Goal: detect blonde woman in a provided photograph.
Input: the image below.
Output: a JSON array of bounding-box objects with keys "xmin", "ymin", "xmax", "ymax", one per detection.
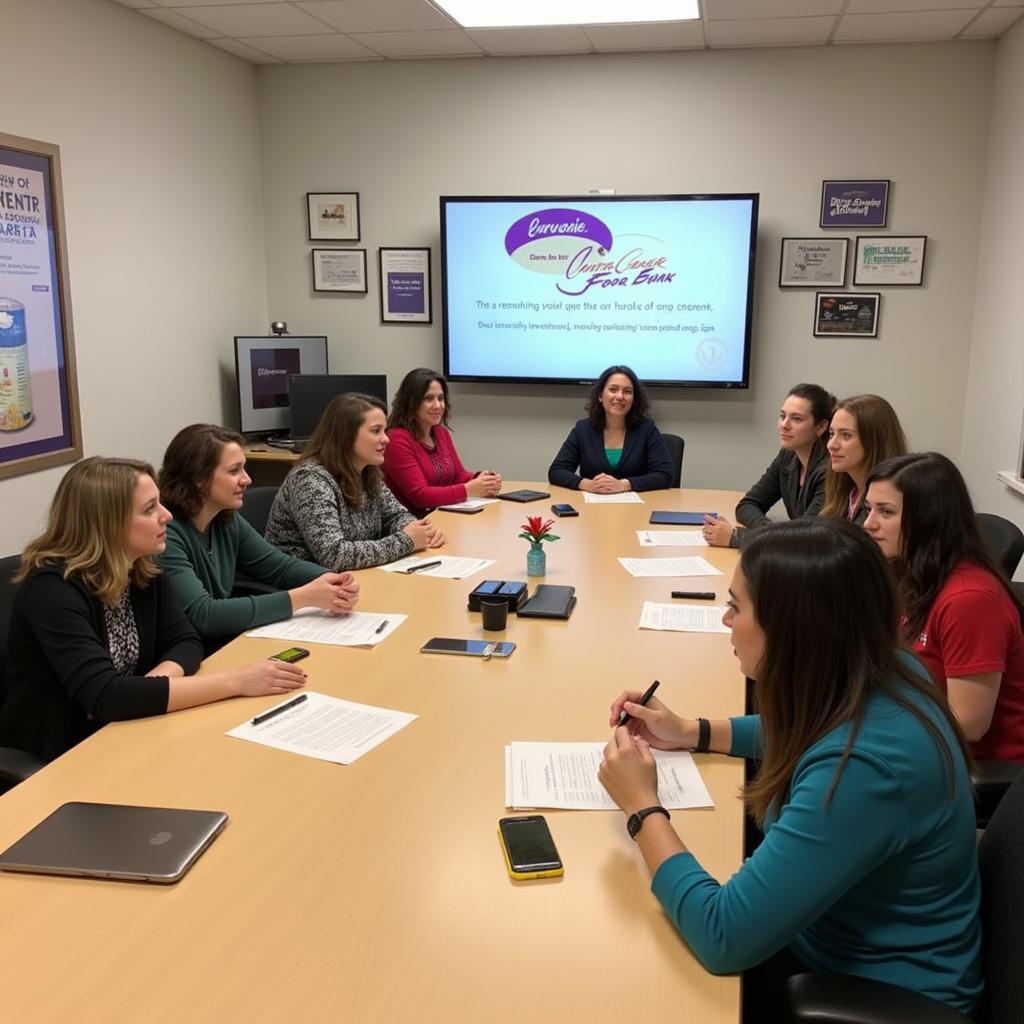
[{"xmin": 1, "ymin": 457, "xmax": 308, "ymax": 762}]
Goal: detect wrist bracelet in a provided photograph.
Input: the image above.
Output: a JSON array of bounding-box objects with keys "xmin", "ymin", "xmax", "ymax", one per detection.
[{"xmin": 696, "ymin": 717, "xmax": 711, "ymax": 753}]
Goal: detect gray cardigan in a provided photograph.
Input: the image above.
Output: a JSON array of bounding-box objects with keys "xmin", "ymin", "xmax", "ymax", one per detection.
[{"xmin": 266, "ymin": 459, "xmax": 416, "ymax": 571}]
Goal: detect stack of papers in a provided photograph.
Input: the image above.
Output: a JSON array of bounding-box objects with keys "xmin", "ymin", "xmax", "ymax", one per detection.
[
  {"xmin": 381, "ymin": 555, "xmax": 495, "ymax": 579},
  {"xmin": 639, "ymin": 601, "xmax": 730, "ymax": 634},
  {"xmin": 637, "ymin": 530, "xmax": 707, "ymax": 547},
  {"xmin": 245, "ymin": 610, "xmax": 405, "ymax": 646},
  {"xmin": 437, "ymin": 498, "xmax": 497, "ymax": 512},
  {"xmin": 227, "ymin": 691, "xmax": 417, "ymax": 764},
  {"xmin": 618, "ymin": 556, "xmax": 722, "ymax": 578},
  {"xmin": 583, "ymin": 491, "xmax": 644, "ymax": 504},
  {"xmin": 505, "ymin": 741, "xmax": 713, "ymax": 810}
]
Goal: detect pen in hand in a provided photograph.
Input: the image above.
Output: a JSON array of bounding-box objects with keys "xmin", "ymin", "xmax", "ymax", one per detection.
[
  {"xmin": 252, "ymin": 693, "xmax": 308, "ymax": 726},
  {"xmin": 619, "ymin": 679, "xmax": 660, "ymax": 725}
]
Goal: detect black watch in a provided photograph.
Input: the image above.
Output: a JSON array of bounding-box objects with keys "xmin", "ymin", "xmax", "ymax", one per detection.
[{"xmin": 626, "ymin": 805, "xmax": 671, "ymax": 840}]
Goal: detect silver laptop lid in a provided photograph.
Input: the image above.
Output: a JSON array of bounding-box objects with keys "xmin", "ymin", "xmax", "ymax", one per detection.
[{"xmin": 0, "ymin": 802, "xmax": 228, "ymax": 884}]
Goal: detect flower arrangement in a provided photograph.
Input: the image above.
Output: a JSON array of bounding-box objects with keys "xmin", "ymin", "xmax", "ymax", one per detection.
[{"xmin": 518, "ymin": 516, "xmax": 560, "ymax": 546}]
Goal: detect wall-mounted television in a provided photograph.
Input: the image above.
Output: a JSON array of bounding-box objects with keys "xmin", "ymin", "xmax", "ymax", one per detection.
[
  {"xmin": 234, "ymin": 335, "xmax": 328, "ymax": 435},
  {"xmin": 440, "ymin": 194, "xmax": 758, "ymax": 388}
]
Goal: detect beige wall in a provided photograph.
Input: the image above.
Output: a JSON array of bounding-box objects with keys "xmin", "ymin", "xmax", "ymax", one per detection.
[
  {"xmin": 961, "ymin": 17, "xmax": 1024, "ymax": 546},
  {"xmin": 257, "ymin": 43, "xmax": 994, "ymax": 492},
  {"xmin": 3, "ymin": 0, "xmax": 266, "ymax": 549}
]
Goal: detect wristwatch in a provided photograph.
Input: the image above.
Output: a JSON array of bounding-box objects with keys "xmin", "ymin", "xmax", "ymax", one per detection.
[{"xmin": 626, "ymin": 805, "xmax": 671, "ymax": 840}]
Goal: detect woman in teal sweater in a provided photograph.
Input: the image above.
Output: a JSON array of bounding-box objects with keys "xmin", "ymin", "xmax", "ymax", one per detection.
[{"xmin": 599, "ymin": 518, "xmax": 981, "ymax": 1016}]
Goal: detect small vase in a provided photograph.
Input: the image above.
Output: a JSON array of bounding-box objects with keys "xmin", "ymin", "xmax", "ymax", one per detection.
[{"xmin": 526, "ymin": 542, "xmax": 546, "ymax": 577}]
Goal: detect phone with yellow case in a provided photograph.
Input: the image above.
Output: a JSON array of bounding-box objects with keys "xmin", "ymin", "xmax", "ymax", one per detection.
[{"xmin": 498, "ymin": 815, "xmax": 564, "ymax": 880}]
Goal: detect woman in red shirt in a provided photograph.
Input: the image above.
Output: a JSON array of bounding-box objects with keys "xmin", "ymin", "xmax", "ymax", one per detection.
[
  {"xmin": 383, "ymin": 368, "xmax": 502, "ymax": 517},
  {"xmin": 864, "ymin": 451, "xmax": 1024, "ymax": 762}
]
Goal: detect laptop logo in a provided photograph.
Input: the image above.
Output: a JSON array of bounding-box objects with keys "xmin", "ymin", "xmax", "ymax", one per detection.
[{"xmin": 149, "ymin": 831, "xmax": 173, "ymax": 846}]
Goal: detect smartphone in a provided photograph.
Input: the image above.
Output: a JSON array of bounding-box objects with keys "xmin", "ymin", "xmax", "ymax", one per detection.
[
  {"xmin": 269, "ymin": 647, "xmax": 310, "ymax": 663},
  {"xmin": 551, "ymin": 503, "xmax": 578, "ymax": 517},
  {"xmin": 498, "ymin": 816, "xmax": 564, "ymax": 880},
  {"xmin": 420, "ymin": 638, "xmax": 516, "ymax": 658},
  {"xmin": 473, "ymin": 580, "xmax": 502, "ymax": 596}
]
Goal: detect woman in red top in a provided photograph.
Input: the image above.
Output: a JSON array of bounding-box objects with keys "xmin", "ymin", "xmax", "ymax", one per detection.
[
  {"xmin": 864, "ymin": 451, "xmax": 1024, "ymax": 762},
  {"xmin": 383, "ymin": 368, "xmax": 502, "ymax": 516}
]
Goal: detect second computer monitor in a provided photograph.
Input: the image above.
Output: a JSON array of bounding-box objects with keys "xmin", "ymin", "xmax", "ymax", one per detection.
[{"xmin": 288, "ymin": 374, "xmax": 389, "ymax": 439}]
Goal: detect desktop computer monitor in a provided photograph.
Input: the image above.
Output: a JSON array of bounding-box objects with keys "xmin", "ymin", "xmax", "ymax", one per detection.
[
  {"xmin": 288, "ymin": 374, "xmax": 389, "ymax": 440},
  {"xmin": 235, "ymin": 335, "xmax": 328, "ymax": 435}
]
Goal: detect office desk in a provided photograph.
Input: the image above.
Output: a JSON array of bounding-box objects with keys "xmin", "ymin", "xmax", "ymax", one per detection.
[
  {"xmin": 242, "ymin": 443, "xmax": 299, "ymax": 486},
  {"xmin": 0, "ymin": 485, "xmax": 745, "ymax": 1023}
]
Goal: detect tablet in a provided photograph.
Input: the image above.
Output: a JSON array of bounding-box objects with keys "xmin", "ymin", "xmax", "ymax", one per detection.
[{"xmin": 649, "ymin": 511, "xmax": 712, "ymax": 526}]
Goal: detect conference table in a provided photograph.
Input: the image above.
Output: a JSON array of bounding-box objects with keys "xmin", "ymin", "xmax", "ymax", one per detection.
[{"xmin": 0, "ymin": 484, "xmax": 747, "ymax": 1023}]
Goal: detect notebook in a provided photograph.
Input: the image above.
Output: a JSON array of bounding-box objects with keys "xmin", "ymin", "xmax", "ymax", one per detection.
[
  {"xmin": 0, "ymin": 802, "xmax": 228, "ymax": 884},
  {"xmin": 497, "ymin": 489, "xmax": 550, "ymax": 503}
]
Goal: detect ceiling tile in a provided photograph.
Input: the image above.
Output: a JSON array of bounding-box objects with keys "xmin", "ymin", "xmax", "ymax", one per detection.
[
  {"xmin": 175, "ymin": 4, "xmax": 330, "ymax": 36},
  {"xmin": 205, "ymin": 36, "xmax": 284, "ymax": 61},
  {"xmin": 351, "ymin": 29, "xmax": 482, "ymax": 56},
  {"xmin": 141, "ymin": 7, "xmax": 224, "ymax": 36},
  {"xmin": 585, "ymin": 21, "xmax": 706, "ymax": 50},
  {"xmin": 466, "ymin": 26, "xmax": 592, "ymax": 54},
  {"xmin": 834, "ymin": 10, "xmax": 976, "ymax": 41},
  {"xmin": 846, "ymin": 0, "xmax": 984, "ymax": 11},
  {"xmin": 705, "ymin": 0, "xmax": 842, "ymax": 18},
  {"xmin": 240, "ymin": 32, "xmax": 382, "ymax": 59},
  {"xmin": 706, "ymin": 15, "xmax": 834, "ymax": 46},
  {"xmin": 960, "ymin": 7, "xmax": 1024, "ymax": 35},
  {"xmin": 296, "ymin": 0, "xmax": 455, "ymax": 33}
]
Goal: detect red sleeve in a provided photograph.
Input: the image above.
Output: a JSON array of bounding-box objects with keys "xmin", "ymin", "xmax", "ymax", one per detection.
[
  {"xmin": 382, "ymin": 427, "xmax": 469, "ymax": 511},
  {"xmin": 930, "ymin": 582, "xmax": 1016, "ymax": 678}
]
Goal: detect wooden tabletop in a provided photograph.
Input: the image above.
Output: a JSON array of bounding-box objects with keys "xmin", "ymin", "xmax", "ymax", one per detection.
[{"xmin": 0, "ymin": 485, "xmax": 745, "ymax": 1023}]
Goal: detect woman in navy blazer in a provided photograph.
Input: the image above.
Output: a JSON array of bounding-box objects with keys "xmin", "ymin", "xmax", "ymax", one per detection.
[{"xmin": 548, "ymin": 365, "xmax": 673, "ymax": 493}]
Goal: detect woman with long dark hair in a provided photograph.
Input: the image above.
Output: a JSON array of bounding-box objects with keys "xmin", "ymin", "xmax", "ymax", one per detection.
[
  {"xmin": 548, "ymin": 364, "xmax": 673, "ymax": 493},
  {"xmin": 704, "ymin": 382, "xmax": 835, "ymax": 547},
  {"xmin": 598, "ymin": 518, "xmax": 980, "ymax": 1016},
  {"xmin": 865, "ymin": 451, "xmax": 1024, "ymax": 761}
]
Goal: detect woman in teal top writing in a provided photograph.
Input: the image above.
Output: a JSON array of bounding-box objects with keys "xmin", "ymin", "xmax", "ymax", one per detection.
[{"xmin": 599, "ymin": 518, "xmax": 981, "ymax": 1017}]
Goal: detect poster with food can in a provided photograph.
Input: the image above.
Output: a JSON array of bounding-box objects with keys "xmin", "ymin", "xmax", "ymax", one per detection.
[
  {"xmin": 0, "ymin": 132, "xmax": 80, "ymax": 480},
  {"xmin": 813, "ymin": 292, "xmax": 880, "ymax": 338}
]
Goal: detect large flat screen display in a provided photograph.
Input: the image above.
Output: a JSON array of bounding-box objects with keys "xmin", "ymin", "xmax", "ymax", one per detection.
[{"xmin": 440, "ymin": 194, "xmax": 758, "ymax": 387}]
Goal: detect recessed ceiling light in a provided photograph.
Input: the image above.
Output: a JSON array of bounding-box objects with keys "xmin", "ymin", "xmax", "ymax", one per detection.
[{"xmin": 434, "ymin": 1, "xmax": 700, "ymax": 30}]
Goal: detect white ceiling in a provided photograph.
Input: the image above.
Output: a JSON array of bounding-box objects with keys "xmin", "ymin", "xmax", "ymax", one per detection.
[{"xmin": 109, "ymin": 0, "xmax": 1024, "ymax": 64}]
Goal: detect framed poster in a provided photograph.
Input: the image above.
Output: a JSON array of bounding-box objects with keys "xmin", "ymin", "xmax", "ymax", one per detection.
[
  {"xmin": 779, "ymin": 237, "xmax": 848, "ymax": 287},
  {"xmin": 378, "ymin": 247, "xmax": 432, "ymax": 324},
  {"xmin": 813, "ymin": 292, "xmax": 880, "ymax": 338},
  {"xmin": 307, "ymin": 192, "xmax": 360, "ymax": 241},
  {"xmin": 0, "ymin": 132, "xmax": 81, "ymax": 481},
  {"xmin": 820, "ymin": 180, "xmax": 890, "ymax": 228},
  {"xmin": 853, "ymin": 235, "xmax": 926, "ymax": 286},
  {"xmin": 312, "ymin": 248, "xmax": 368, "ymax": 293}
]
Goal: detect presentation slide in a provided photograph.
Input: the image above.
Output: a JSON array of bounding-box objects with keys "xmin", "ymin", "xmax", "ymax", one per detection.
[{"xmin": 441, "ymin": 196, "xmax": 757, "ymax": 386}]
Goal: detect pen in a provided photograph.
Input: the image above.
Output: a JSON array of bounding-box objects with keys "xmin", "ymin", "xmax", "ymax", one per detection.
[
  {"xmin": 671, "ymin": 591, "xmax": 716, "ymax": 600},
  {"xmin": 619, "ymin": 679, "xmax": 660, "ymax": 725},
  {"xmin": 375, "ymin": 619, "xmax": 389, "ymax": 634},
  {"xmin": 406, "ymin": 560, "xmax": 442, "ymax": 574},
  {"xmin": 252, "ymin": 693, "xmax": 308, "ymax": 726}
]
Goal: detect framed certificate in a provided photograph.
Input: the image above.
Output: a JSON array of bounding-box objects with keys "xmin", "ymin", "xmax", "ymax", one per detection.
[
  {"xmin": 312, "ymin": 248, "xmax": 368, "ymax": 293},
  {"xmin": 820, "ymin": 180, "xmax": 889, "ymax": 229},
  {"xmin": 779, "ymin": 237, "xmax": 848, "ymax": 287},
  {"xmin": 853, "ymin": 235, "xmax": 926, "ymax": 286},
  {"xmin": 813, "ymin": 292, "xmax": 880, "ymax": 338},
  {"xmin": 378, "ymin": 247, "xmax": 432, "ymax": 324}
]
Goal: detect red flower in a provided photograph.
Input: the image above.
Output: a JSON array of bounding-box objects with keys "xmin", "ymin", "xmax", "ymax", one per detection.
[{"xmin": 518, "ymin": 516, "xmax": 560, "ymax": 544}]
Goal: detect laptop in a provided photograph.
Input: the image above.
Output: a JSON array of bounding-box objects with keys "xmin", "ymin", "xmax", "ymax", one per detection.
[{"xmin": 0, "ymin": 802, "xmax": 228, "ymax": 884}]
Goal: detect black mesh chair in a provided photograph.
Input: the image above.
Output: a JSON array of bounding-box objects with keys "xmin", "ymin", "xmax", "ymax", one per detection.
[
  {"xmin": 976, "ymin": 512, "xmax": 1024, "ymax": 578},
  {"xmin": 238, "ymin": 485, "xmax": 279, "ymax": 537},
  {"xmin": 662, "ymin": 433, "xmax": 685, "ymax": 488},
  {"xmin": 787, "ymin": 770, "xmax": 1024, "ymax": 1023}
]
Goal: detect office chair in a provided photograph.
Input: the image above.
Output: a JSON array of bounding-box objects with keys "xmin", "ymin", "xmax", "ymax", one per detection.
[
  {"xmin": 662, "ymin": 433, "xmax": 685, "ymax": 488},
  {"xmin": 786, "ymin": 769, "xmax": 1024, "ymax": 1023},
  {"xmin": 0, "ymin": 553, "xmax": 45, "ymax": 794},
  {"xmin": 976, "ymin": 512, "xmax": 1024, "ymax": 578},
  {"xmin": 238, "ymin": 485, "xmax": 279, "ymax": 537}
]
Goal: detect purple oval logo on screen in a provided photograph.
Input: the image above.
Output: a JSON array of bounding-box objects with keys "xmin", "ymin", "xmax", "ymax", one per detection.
[{"xmin": 505, "ymin": 208, "xmax": 614, "ymax": 275}]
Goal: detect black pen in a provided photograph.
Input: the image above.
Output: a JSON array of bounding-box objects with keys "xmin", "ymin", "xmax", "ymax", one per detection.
[
  {"xmin": 252, "ymin": 693, "xmax": 308, "ymax": 726},
  {"xmin": 671, "ymin": 591, "xmax": 716, "ymax": 600},
  {"xmin": 375, "ymin": 619, "xmax": 389, "ymax": 634},
  {"xmin": 619, "ymin": 679, "xmax": 660, "ymax": 725},
  {"xmin": 406, "ymin": 560, "xmax": 442, "ymax": 574}
]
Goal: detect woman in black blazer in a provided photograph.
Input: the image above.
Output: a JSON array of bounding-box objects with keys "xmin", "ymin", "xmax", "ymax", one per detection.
[{"xmin": 548, "ymin": 365, "xmax": 673, "ymax": 493}]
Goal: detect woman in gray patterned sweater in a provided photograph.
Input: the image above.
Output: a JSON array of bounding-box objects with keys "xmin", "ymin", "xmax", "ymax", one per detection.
[{"xmin": 266, "ymin": 393, "xmax": 445, "ymax": 571}]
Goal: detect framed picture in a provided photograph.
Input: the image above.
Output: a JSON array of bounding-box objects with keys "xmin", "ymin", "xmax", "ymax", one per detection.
[
  {"xmin": 853, "ymin": 235, "xmax": 927, "ymax": 286},
  {"xmin": 820, "ymin": 180, "xmax": 890, "ymax": 229},
  {"xmin": 312, "ymin": 248, "xmax": 367, "ymax": 293},
  {"xmin": 0, "ymin": 132, "xmax": 82, "ymax": 481},
  {"xmin": 307, "ymin": 192, "xmax": 360, "ymax": 241},
  {"xmin": 378, "ymin": 247, "xmax": 432, "ymax": 324},
  {"xmin": 813, "ymin": 292, "xmax": 880, "ymax": 338},
  {"xmin": 779, "ymin": 237, "xmax": 848, "ymax": 287}
]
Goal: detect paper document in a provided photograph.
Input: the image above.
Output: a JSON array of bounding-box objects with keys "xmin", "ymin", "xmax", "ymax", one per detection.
[
  {"xmin": 381, "ymin": 555, "xmax": 495, "ymax": 579},
  {"xmin": 637, "ymin": 530, "xmax": 707, "ymax": 547},
  {"xmin": 227, "ymin": 691, "xmax": 417, "ymax": 765},
  {"xmin": 437, "ymin": 498, "xmax": 497, "ymax": 511},
  {"xmin": 506, "ymin": 742, "xmax": 713, "ymax": 810},
  {"xmin": 245, "ymin": 609, "xmax": 406, "ymax": 646},
  {"xmin": 639, "ymin": 601, "xmax": 730, "ymax": 634},
  {"xmin": 583, "ymin": 491, "xmax": 643, "ymax": 504},
  {"xmin": 618, "ymin": 556, "xmax": 722, "ymax": 578}
]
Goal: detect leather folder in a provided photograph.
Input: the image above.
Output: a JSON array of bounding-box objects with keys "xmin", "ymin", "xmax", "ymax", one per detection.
[{"xmin": 516, "ymin": 584, "xmax": 577, "ymax": 620}]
